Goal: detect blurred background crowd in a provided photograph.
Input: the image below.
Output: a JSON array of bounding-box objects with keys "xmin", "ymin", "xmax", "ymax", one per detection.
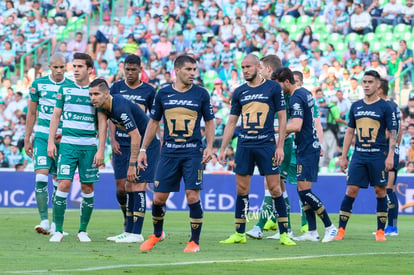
[{"xmin": 0, "ymin": 0, "xmax": 413, "ymax": 174}]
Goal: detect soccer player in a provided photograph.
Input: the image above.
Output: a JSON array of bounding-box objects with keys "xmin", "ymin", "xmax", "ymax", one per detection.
[
  {"xmin": 47, "ymin": 53, "xmax": 107, "ymax": 242},
  {"xmin": 335, "ymin": 72, "xmax": 398, "ymax": 241},
  {"xmin": 25, "ymin": 53, "xmax": 73, "ymax": 235},
  {"xmin": 334, "ymin": 71, "xmax": 398, "ymax": 241},
  {"xmin": 137, "ymin": 55, "xmax": 215, "ymax": 253},
  {"xmin": 378, "ymin": 79, "xmax": 402, "ymax": 236},
  {"xmin": 104, "ymin": 54, "xmax": 156, "ymax": 243},
  {"xmin": 273, "ymin": 67, "xmax": 337, "ymax": 243},
  {"xmin": 89, "ymin": 78, "xmax": 160, "ymax": 243},
  {"xmin": 218, "ymin": 54, "xmax": 296, "ymax": 246}
]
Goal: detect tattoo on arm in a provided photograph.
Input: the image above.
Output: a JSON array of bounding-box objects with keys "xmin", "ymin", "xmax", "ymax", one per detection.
[
  {"xmin": 130, "ymin": 144, "xmax": 140, "ymax": 162},
  {"xmin": 390, "ymin": 129, "xmax": 397, "ymax": 152}
]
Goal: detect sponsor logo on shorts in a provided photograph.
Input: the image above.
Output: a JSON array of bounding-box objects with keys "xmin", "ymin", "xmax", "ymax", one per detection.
[
  {"xmin": 60, "ymin": 165, "xmax": 70, "ymax": 175},
  {"xmin": 37, "ymin": 156, "xmax": 47, "ymax": 166},
  {"xmin": 195, "ymin": 181, "xmax": 202, "ymax": 185}
]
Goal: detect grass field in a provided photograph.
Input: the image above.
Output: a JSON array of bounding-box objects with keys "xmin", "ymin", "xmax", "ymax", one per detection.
[{"xmin": 1, "ymin": 208, "xmax": 413, "ymax": 274}]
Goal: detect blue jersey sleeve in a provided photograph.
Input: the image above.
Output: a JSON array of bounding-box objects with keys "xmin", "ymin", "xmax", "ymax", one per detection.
[
  {"xmin": 202, "ymin": 89, "xmax": 215, "ymax": 121},
  {"xmin": 348, "ymin": 103, "xmax": 356, "ymax": 129},
  {"xmin": 230, "ymin": 89, "xmax": 241, "ymax": 116},
  {"xmin": 150, "ymin": 91, "xmax": 163, "ymax": 121},
  {"xmin": 289, "ymin": 94, "xmax": 304, "ymax": 120},
  {"xmin": 146, "ymin": 89, "xmax": 155, "ymax": 112},
  {"xmin": 118, "ymin": 104, "xmax": 137, "ymax": 134},
  {"xmin": 273, "ymin": 83, "xmax": 286, "ymax": 113},
  {"xmin": 385, "ymin": 103, "xmax": 398, "ymax": 132}
]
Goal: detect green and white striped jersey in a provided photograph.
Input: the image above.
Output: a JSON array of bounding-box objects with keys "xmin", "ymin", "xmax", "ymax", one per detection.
[
  {"xmin": 30, "ymin": 76, "xmax": 73, "ymax": 140},
  {"xmin": 56, "ymin": 83, "xmax": 97, "ymax": 149}
]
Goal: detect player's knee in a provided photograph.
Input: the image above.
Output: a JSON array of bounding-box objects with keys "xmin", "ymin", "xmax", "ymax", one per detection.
[
  {"xmin": 186, "ymin": 190, "xmax": 200, "ymax": 205},
  {"xmin": 81, "ymin": 183, "xmax": 94, "ymax": 194},
  {"xmin": 57, "ymin": 180, "xmax": 71, "ymax": 192}
]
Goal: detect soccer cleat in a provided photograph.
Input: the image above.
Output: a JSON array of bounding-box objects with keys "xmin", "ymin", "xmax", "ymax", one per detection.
[
  {"xmin": 49, "ymin": 231, "xmax": 63, "ymax": 242},
  {"xmin": 115, "ymin": 233, "xmax": 144, "ymax": 243},
  {"xmin": 35, "ymin": 220, "xmax": 50, "ymax": 235},
  {"xmin": 219, "ymin": 232, "xmax": 247, "ymax": 244},
  {"xmin": 334, "ymin": 227, "xmax": 346, "ymax": 241},
  {"xmin": 322, "ymin": 225, "xmax": 338, "ymax": 243},
  {"xmin": 293, "ymin": 230, "xmax": 320, "ymax": 242},
  {"xmin": 267, "ymin": 229, "xmax": 294, "ymax": 240},
  {"xmin": 106, "ymin": 232, "xmax": 129, "ymax": 241},
  {"xmin": 300, "ymin": 224, "xmax": 309, "ymax": 233},
  {"xmin": 140, "ymin": 232, "xmax": 165, "ymax": 251},
  {"xmin": 384, "ymin": 226, "xmax": 399, "ymax": 236},
  {"xmin": 263, "ymin": 219, "xmax": 278, "ymax": 231},
  {"xmin": 49, "ymin": 223, "xmax": 69, "ymax": 236},
  {"xmin": 77, "ymin": 231, "xmax": 91, "ymax": 242},
  {"xmin": 184, "ymin": 241, "xmax": 200, "ymax": 253},
  {"xmin": 376, "ymin": 229, "xmax": 386, "ymax": 241},
  {"xmin": 246, "ymin": 226, "xmax": 264, "ymax": 239},
  {"xmin": 279, "ymin": 232, "xmax": 296, "ymax": 246}
]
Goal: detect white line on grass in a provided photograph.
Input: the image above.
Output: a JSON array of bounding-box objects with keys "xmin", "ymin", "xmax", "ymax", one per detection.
[{"xmin": 6, "ymin": 251, "xmax": 414, "ymax": 274}]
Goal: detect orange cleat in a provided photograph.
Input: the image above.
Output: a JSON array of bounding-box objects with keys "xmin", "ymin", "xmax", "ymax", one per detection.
[
  {"xmin": 184, "ymin": 241, "xmax": 200, "ymax": 253},
  {"xmin": 334, "ymin": 227, "xmax": 345, "ymax": 241},
  {"xmin": 139, "ymin": 232, "xmax": 165, "ymax": 251},
  {"xmin": 376, "ymin": 229, "xmax": 386, "ymax": 241}
]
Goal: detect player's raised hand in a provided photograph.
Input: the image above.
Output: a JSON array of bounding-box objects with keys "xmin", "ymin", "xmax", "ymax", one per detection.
[
  {"xmin": 201, "ymin": 147, "xmax": 213, "ymax": 164},
  {"xmin": 47, "ymin": 142, "xmax": 57, "ymax": 160},
  {"xmin": 274, "ymin": 147, "xmax": 284, "ymax": 166},
  {"xmin": 340, "ymin": 156, "xmax": 348, "ymax": 174},
  {"xmin": 137, "ymin": 151, "xmax": 147, "ymax": 170},
  {"xmin": 218, "ymin": 150, "xmax": 226, "ymax": 166},
  {"xmin": 112, "ymin": 140, "xmax": 121, "ymax": 155}
]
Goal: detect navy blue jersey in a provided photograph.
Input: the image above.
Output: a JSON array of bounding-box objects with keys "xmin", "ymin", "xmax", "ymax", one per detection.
[
  {"xmin": 231, "ymin": 79, "xmax": 286, "ymax": 147},
  {"xmin": 348, "ymin": 98, "xmax": 397, "ymax": 156},
  {"xmin": 289, "ymin": 87, "xmax": 320, "ymax": 155},
  {"xmin": 387, "ymin": 100, "xmax": 401, "ymax": 133},
  {"xmin": 150, "ymin": 84, "xmax": 214, "ymax": 156},
  {"xmin": 110, "ymin": 80, "xmax": 155, "ymax": 146}
]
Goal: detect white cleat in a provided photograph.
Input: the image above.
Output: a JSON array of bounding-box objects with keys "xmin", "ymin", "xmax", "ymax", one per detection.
[
  {"xmin": 246, "ymin": 226, "xmax": 264, "ymax": 239},
  {"xmin": 293, "ymin": 230, "xmax": 320, "ymax": 242},
  {"xmin": 267, "ymin": 229, "xmax": 294, "ymax": 240},
  {"xmin": 49, "ymin": 223, "xmax": 69, "ymax": 236},
  {"xmin": 107, "ymin": 232, "xmax": 129, "ymax": 242},
  {"xmin": 115, "ymin": 233, "xmax": 144, "ymax": 243},
  {"xmin": 35, "ymin": 220, "xmax": 50, "ymax": 235},
  {"xmin": 49, "ymin": 231, "xmax": 64, "ymax": 242},
  {"xmin": 322, "ymin": 225, "xmax": 338, "ymax": 243},
  {"xmin": 77, "ymin": 231, "xmax": 91, "ymax": 242}
]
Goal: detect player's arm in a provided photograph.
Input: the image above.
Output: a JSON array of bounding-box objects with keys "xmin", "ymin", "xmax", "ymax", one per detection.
[
  {"xmin": 202, "ymin": 119, "xmax": 215, "ymax": 164},
  {"xmin": 24, "ymin": 100, "xmax": 38, "ymax": 158},
  {"xmin": 340, "ymin": 126, "xmax": 355, "ymax": 173},
  {"xmin": 94, "ymin": 112, "xmax": 107, "ymax": 168},
  {"xmin": 286, "ymin": 118, "xmax": 303, "ymax": 134},
  {"xmin": 127, "ymin": 128, "xmax": 142, "ymax": 182},
  {"xmin": 47, "ymin": 106, "xmax": 63, "ymax": 160},
  {"xmin": 108, "ymin": 120, "xmax": 121, "ymax": 155},
  {"xmin": 386, "ymin": 129, "xmax": 397, "ymax": 172},
  {"xmin": 275, "ymin": 109, "xmax": 286, "ymax": 165},
  {"xmin": 137, "ymin": 118, "xmax": 159, "ymax": 170},
  {"xmin": 218, "ymin": 114, "xmax": 238, "ymax": 165}
]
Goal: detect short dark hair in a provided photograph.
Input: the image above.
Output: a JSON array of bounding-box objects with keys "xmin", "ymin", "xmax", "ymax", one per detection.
[
  {"xmin": 379, "ymin": 78, "xmax": 389, "ymax": 96},
  {"xmin": 272, "ymin": 67, "xmax": 295, "ymax": 84},
  {"xmin": 174, "ymin": 55, "xmax": 196, "ymax": 69},
  {"xmin": 260, "ymin": 55, "xmax": 282, "ymax": 72},
  {"xmin": 73, "ymin": 53, "xmax": 94, "ymax": 69},
  {"xmin": 293, "ymin": 71, "xmax": 303, "ymax": 83},
  {"xmin": 364, "ymin": 70, "xmax": 381, "ymax": 80},
  {"xmin": 90, "ymin": 78, "xmax": 110, "ymax": 92},
  {"xmin": 125, "ymin": 54, "xmax": 141, "ymax": 66}
]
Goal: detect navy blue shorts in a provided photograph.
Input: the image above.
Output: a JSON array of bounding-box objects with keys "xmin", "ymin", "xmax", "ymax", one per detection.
[
  {"xmin": 234, "ymin": 143, "xmax": 280, "ymax": 176},
  {"xmin": 296, "ymin": 150, "xmax": 320, "ymax": 182},
  {"xmin": 347, "ymin": 153, "xmax": 387, "ymax": 188},
  {"xmin": 113, "ymin": 146, "xmax": 130, "ymax": 180},
  {"xmin": 154, "ymin": 153, "xmax": 203, "ymax": 192}
]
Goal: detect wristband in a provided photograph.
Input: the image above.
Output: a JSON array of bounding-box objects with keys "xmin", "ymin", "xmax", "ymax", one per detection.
[
  {"xmin": 140, "ymin": 148, "xmax": 146, "ymax": 152},
  {"xmin": 129, "ymin": 162, "xmax": 136, "ymax": 167}
]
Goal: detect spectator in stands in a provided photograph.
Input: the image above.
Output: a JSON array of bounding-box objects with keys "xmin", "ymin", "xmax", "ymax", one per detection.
[
  {"xmin": 86, "ymin": 34, "xmax": 98, "ymax": 60},
  {"xmin": 211, "ymin": 78, "xmax": 231, "ymax": 107},
  {"xmin": 70, "ymin": 0, "xmax": 92, "ymax": 17},
  {"xmin": 96, "ymin": 15, "xmax": 118, "ymax": 43},
  {"xmin": 400, "ymin": 0, "xmax": 414, "ymax": 25},
  {"xmin": 211, "ymin": 9, "xmax": 224, "ymax": 36},
  {"xmin": 350, "ymin": 3, "xmax": 373, "ymax": 34},
  {"xmin": 154, "ymin": 33, "xmax": 172, "ymax": 66},
  {"xmin": 325, "ymin": 44, "xmax": 339, "ymax": 65},
  {"xmin": 4, "ymin": 91, "xmax": 26, "ymax": 123},
  {"xmin": 191, "ymin": 32, "xmax": 206, "ymax": 60},
  {"xmin": 302, "ymin": 66, "xmax": 319, "ymax": 94},
  {"xmin": 0, "ymin": 150, "xmax": 9, "ymax": 168},
  {"xmin": 360, "ymin": 42, "xmax": 373, "ymax": 68},
  {"xmin": 0, "ymin": 41, "xmax": 16, "ymax": 73},
  {"xmin": 7, "ymin": 142, "xmax": 24, "ymax": 168},
  {"xmin": 149, "ymin": 0, "xmax": 163, "ymax": 18},
  {"xmin": 236, "ymin": 25, "xmax": 253, "ymax": 53},
  {"xmin": 219, "ymin": 16, "xmax": 235, "ymax": 43},
  {"xmin": 398, "ymin": 40, "xmax": 413, "ymax": 74},
  {"xmin": 121, "ymin": 7, "xmax": 136, "ymax": 30},
  {"xmin": 383, "ymin": 49, "xmax": 403, "ymax": 95},
  {"xmin": 344, "ymin": 77, "xmax": 364, "ymax": 102},
  {"xmin": 366, "ymin": 55, "xmax": 387, "ymax": 78},
  {"xmin": 57, "ymin": 42, "xmax": 72, "ymax": 63},
  {"xmin": 407, "ymin": 137, "xmax": 414, "ymax": 162},
  {"xmin": 325, "ymin": 0, "xmax": 345, "ymax": 23},
  {"xmin": 284, "ymin": 0, "xmax": 302, "ymax": 18},
  {"xmin": 336, "ymin": 89, "xmax": 351, "ymax": 120},
  {"xmin": 298, "ymin": 26, "xmax": 315, "ymax": 51},
  {"xmin": 55, "ymin": 0, "xmax": 72, "ymax": 22},
  {"xmin": 67, "ymin": 32, "xmax": 87, "ymax": 55},
  {"xmin": 310, "ymin": 48, "xmax": 327, "ymax": 77},
  {"xmin": 302, "ymin": 0, "xmax": 322, "ymax": 19},
  {"xmin": 42, "ymin": 17, "xmax": 58, "ymax": 54},
  {"xmin": 380, "ymin": 0, "xmax": 402, "ymax": 26},
  {"xmin": 148, "ymin": 68, "xmax": 160, "ymax": 89},
  {"xmin": 332, "ymin": 7, "xmax": 350, "ymax": 35},
  {"xmin": 123, "ymin": 34, "xmax": 138, "ymax": 55},
  {"xmin": 367, "ymin": 0, "xmax": 383, "ymax": 30},
  {"xmin": 114, "ymin": 24, "xmax": 130, "ymax": 51},
  {"xmin": 345, "ymin": 48, "xmax": 361, "ymax": 71},
  {"xmin": 200, "ymin": 43, "xmax": 218, "ymax": 72},
  {"xmin": 205, "ymin": 153, "xmax": 224, "ymax": 173},
  {"xmin": 166, "ymin": 15, "xmax": 182, "ymax": 39},
  {"xmin": 183, "ymin": 19, "xmax": 196, "ymax": 42},
  {"xmin": 194, "ymin": 8, "xmax": 209, "ymax": 34}
]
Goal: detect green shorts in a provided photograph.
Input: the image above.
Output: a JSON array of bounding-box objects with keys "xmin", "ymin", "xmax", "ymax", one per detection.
[
  {"xmin": 57, "ymin": 144, "xmax": 99, "ymax": 183},
  {"xmin": 33, "ymin": 137, "xmax": 58, "ymax": 175},
  {"xmin": 280, "ymin": 138, "xmax": 293, "ymax": 180}
]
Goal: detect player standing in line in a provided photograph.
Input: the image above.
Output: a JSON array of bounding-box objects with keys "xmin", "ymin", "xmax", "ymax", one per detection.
[
  {"xmin": 377, "ymin": 79, "xmax": 402, "ymax": 236},
  {"xmin": 138, "ymin": 55, "xmax": 215, "ymax": 253},
  {"xmin": 89, "ymin": 78, "xmax": 160, "ymax": 243},
  {"xmin": 334, "ymin": 71, "xmax": 398, "ymax": 241},
  {"xmin": 105, "ymin": 55, "xmax": 156, "ymax": 243},
  {"xmin": 25, "ymin": 53, "xmax": 73, "ymax": 235},
  {"xmin": 273, "ymin": 67, "xmax": 337, "ymax": 243},
  {"xmin": 218, "ymin": 54, "xmax": 296, "ymax": 246},
  {"xmin": 47, "ymin": 53, "xmax": 107, "ymax": 242}
]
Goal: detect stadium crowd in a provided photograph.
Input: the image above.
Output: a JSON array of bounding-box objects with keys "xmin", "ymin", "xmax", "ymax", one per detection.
[{"xmin": 0, "ymin": 0, "xmax": 414, "ymax": 173}]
